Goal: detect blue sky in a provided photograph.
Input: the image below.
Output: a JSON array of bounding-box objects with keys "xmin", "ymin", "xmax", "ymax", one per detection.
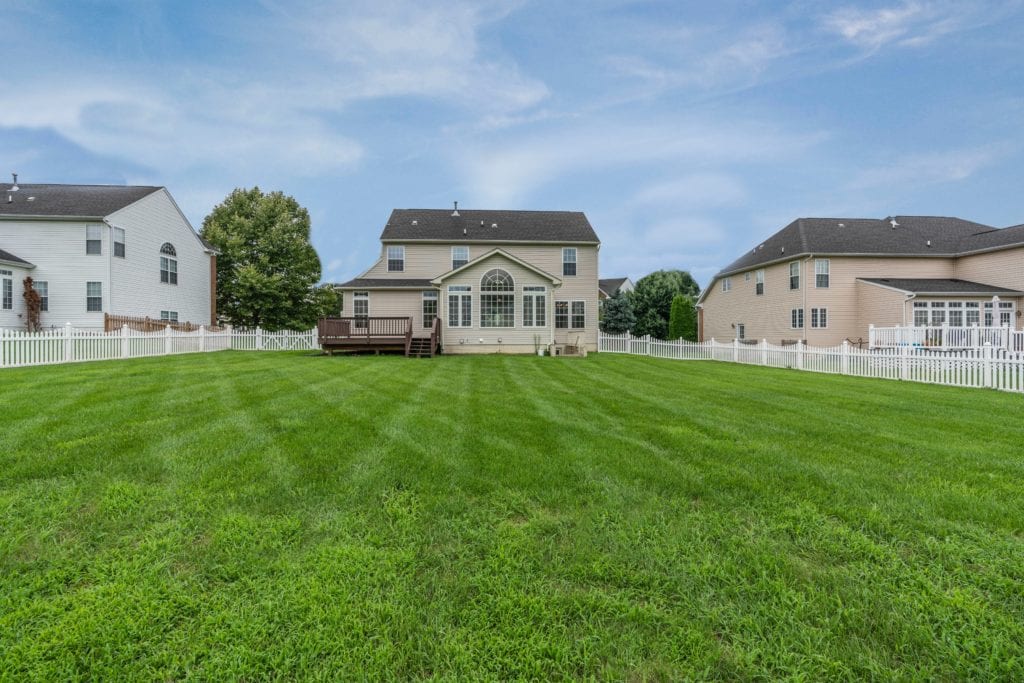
[{"xmin": 3, "ymin": 0, "xmax": 1023, "ymax": 287}]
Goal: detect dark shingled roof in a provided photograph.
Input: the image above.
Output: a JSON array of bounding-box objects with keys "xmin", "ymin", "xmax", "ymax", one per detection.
[
  {"xmin": 0, "ymin": 183, "xmax": 161, "ymax": 218},
  {"xmin": 334, "ymin": 278, "xmax": 435, "ymax": 289},
  {"xmin": 859, "ymin": 278, "xmax": 1024, "ymax": 296},
  {"xmin": 717, "ymin": 216, "xmax": 1001, "ymax": 277},
  {"xmin": 0, "ymin": 247, "xmax": 33, "ymax": 266},
  {"xmin": 959, "ymin": 223, "xmax": 1024, "ymax": 253},
  {"xmin": 380, "ymin": 209, "xmax": 599, "ymax": 243},
  {"xmin": 599, "ymin": 277, "xmax": 629, "ymax": 296}
]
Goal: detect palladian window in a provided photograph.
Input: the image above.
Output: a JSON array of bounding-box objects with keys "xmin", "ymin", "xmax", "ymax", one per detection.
[{"xmin": 480, "ymin": 268, "xmax": 514, "ymax": 328}]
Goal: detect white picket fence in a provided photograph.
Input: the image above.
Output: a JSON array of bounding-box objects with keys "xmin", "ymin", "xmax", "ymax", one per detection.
[
  {"xmin": 599, "ymin": 332, "xmax": 1024, "ymax": 395},
  {"xmin": 0, "ymin": 324, "xmax": 317, "ymax": 369}
]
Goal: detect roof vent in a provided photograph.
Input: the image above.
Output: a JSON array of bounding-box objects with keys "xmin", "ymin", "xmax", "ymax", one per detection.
[
  {"xmin": 491, "ymin": 223, "xmax": 498, "ymax": 229},
  {"xmin": 890, "ymin": 218, "xmax": 899, "ymax": 229},
  {"xmin": 27, "ymin": 196, "xmax": 35, "ymax": 202},
  {"xmin": 781, "ymin": 247, "xmax": 785, "ymax": 254},
  {"xmin": 480, "ymin": 220, "xmax": 484, "ymax": 227},
  {"xmin": 926, "ymin": 240, "xmax": 932, "ymax": 247},
  {"xmin": 451, "ymin": 201, "xmax": 459, "ymax": 217},
  {"xmin": 10, "ymin": 172, "xmax": 18, "ymax": 192},
  {"xmin": 463, "ymin": 227, "xmax": 467, "ymax": 235},
  {"xmin": 411, "ymin": 220, "xmax": 418, "ymax": 226},
  {"xmin": 838, "ymin": 223, "xmax": 845, "ymax": 228}
]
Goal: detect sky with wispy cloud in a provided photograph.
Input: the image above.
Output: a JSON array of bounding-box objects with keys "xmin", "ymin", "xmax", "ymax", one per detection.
[{"xmin": 4, "ymin": 0, "xmax": 1023, "ymax": 286}]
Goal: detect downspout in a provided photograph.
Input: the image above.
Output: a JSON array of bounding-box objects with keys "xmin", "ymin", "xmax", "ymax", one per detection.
[
  {"xmin": 103, "ymin": 219, "xmax": 114, "ymax": 321},
  {"xmin": 802, "ymin": 255, "xmax": 813, "ymax": 343},
  {"xmin": 903, "ymin": 293, "xmax": 916, "ymax": 326}
]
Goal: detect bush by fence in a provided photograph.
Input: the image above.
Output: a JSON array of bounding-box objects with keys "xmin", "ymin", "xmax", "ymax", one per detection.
[
  {"xmin": 0, "ymin": 325, "xmax": 316, "ymax": 369},
  {"xmin": 599, "ymin": 332, "xmax": 1024, "ymax": 394}
]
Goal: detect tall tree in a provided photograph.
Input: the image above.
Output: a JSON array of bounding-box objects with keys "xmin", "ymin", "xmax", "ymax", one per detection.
[
  {"xmin": 600, "ymin": 290, "xmax": 636, "ymax": 334},
  {"xmin": 201, "ymin": 188, "xmax": 324, "ymax": 330},
  {"xmin": 667, "ymin": 294, "xmax": 697, "ymax": 341},
  {"xmin": 630, "ymin": 269, "xmax": 700, "ymax": 339}
]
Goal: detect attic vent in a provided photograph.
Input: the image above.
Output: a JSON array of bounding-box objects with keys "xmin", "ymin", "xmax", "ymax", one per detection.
[
  {"xmin": 890, "ymin": 218, "xmax": 899, "ymax": 229},
  {"xmin": 491, "ymin": 223, "xmax": 498, "ymax": 229},
  {"xmin": 838, "ymin": 223, "xmax": 845, "ymax": 228},
  {"xmin": 451, "ymin": 201, "xmax": 460, "ymax": 217},
  {"xmin": 411, "ymin": 220, "xmax": 418, "ymax": 226}
]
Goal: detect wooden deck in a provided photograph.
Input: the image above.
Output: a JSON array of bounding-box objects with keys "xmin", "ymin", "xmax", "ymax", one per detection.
[{"xmin": 317, "ymin": 317, "xmax": 441, "ymax": 357}]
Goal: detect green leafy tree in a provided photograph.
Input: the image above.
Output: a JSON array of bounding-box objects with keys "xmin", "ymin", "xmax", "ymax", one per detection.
[
  {"xmin": 667, "ymin": 294, "xmax": 697, "ymax": 341},
  {"xmin": 600, "ymin": 291, "xmax": 636, "ymax": 334},
  {"xmin": 310, "ymin": 284, "xmax": 342, "ymax": 320},
  {"xmin": 630, "ymin": 269, "xmax": 700, "ymax": 339},
  {"xmin": 201, "ymin": 187, "xmax": 325, "ymax": 330}
]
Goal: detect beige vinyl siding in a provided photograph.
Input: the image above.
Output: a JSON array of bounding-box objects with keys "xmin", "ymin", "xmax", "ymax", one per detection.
[
  {"xmin": 855, "ymin": 280, "xmax": 909, "ymax": 336},
  {"xmin": 701, "ymin": 260, "xmax": 805, "ymax": 343},
  {"xmin": 339, "ymin": 289, "xmax": 434, "ymax": 337},
  {"xmin": 955, "ymin": 246, "xmax": 1024, "ymax": 295}
]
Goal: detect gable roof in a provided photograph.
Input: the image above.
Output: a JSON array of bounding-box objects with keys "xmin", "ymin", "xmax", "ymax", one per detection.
[
  {"xmin": 958, "ymin": 223, "xmax": 1024, "ymax": 254},
  {"xmin": 857, "ymin": 278, "xmax": 1024, "ymax": 296},
  {"xmin": 431, "ymin": 248, "xmax": 563, "ymax": 285},
  {"xmin": 380, "ymin": 209, "xmax": 599, "ymax": 243},
  {"xmin": 0, "ymin": 183, "xmax": 162, "ymax": 218},
  {"xmin": 0, "ymin": 247, "xmax": 34, "ymax": 268},
  {"xmin": 717, "ymin": 216, "xmax": 999, "ymax": 278},
  {"xmin": 599, "ymin": 277, "xmax": 629, "ymax": 296}
]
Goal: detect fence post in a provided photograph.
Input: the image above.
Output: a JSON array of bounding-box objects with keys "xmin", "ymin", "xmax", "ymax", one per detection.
[
  {"xmin": 983, "ymin": 344, "xmax": 994, "ymax": 387},
  {"xmin": 164, "ymin": 324, "xmax": 172, "ymax": 356},
  {"xmin": 761, "ymin": 339, "xmax": 768, "ymax": 366},
  {"xmin": 868, "ymin": 324, "xmax": 874, "ymax": 349},
  {"xmin": 121, "ymin": 324, "xmax": 129, "ymax": 358},
  {"xmin": 256, "ymin": 327, "xmax": 264, "ymax": 351},
  {"xmin": 900, "ymin": 344, "xmax": 909, "ymax": 381},
  {"xmin": 796, "ymin": 341, "xmax": 804, "ymax": 370},
  {"xmin": 733, "ymin": 338, "xmax": 739, "ymax": 363},
  {"xmin": 199, "ymin": 325, "xmax": 206, "ymax": 353},
  {"xmin": 64, "ymin": 322, "xmax": 73, "ymax": 362},
  {"xmin": 841, "ymin": 339, "xmax": 849, "ymax": 375}
]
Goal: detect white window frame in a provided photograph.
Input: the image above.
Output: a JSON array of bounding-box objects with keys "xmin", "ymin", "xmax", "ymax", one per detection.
[
  {"xmin": 562, "ymin": 247, "xmax": 577, "ymax": 277},
  {"xmin": 1, "ymin": 271, "xmax": 12, "ymax": 310},
  {"xmin": 571, "ymin": 300, "xmax": 586, "ymax": 329},
  {"xmin": 33, "ymin": 280, "xmax": 49, "ymax": 312},
  {"xmin": 352, "ymin": 291, "xmax": 369, "ymax": 328},
  {"xmin": 160, "ymin": 310, "xmax": 179, "ymax": 322},
  {"xmin": 451, "ymin": 246, "xmax": 469, "ymax": 270},
  {"xmin": 755, "ymin": 269, "xmax": 764, "ymax": 296},
  {"xmin": 736, "ymin": 323, "xmax": 745, "ymax": 340},
  {"xmin": 810, "ymin": 307, "xmax": 827, "ymax": 329},
  {"xmin": 722, "ymin": 277, "xmax": 732, "ymax": 292},
  {"xmin": 86, "ymin": 281, "xmax": 103, "ymax": 312},
  {"xmin": 965, "ymin": 302, "xmax": 980, "ymax": 327},
  {"xmin": 113, "ymin": 227, "xmax": 126, "ymax": 258},
  {"xmin": 555, "ymin": 300, "xmax": 569, "ymax": 329},
  {"xmin": 791, "ymin": 308, "xmax": 804, "ymax": 329},
  {"xmin": 387, "ymin": 245, "xmax": 405, "ymax": 272},
  {"xmin": 422, "ymin": 290, "xmax": 438, "ymax": 329},
  {"xmin": 447, "ymin": 285, "xmax": 471, "ymax": 328},
  {"xmin": 929, "ymin": 301, "xmax": 946, "ymax": 326},
  {"xmin": 789, "ymin": 261, "xmax": 800, "ymax": 290},
  {"xmin": 86, "ymin": 224, "xmax": 103, "ymax": 255},
  {"xmin": 913, "ymin": 301, "xmax": 929, "ymax": 327},
  {"xmin": 522, "ymin": 286, "xmax": 546, "ymax": 327},
  {"xmin": 479, "ymin": 269, "xmax": 515, "ymax": 328},
  {"xmin": 814, "ymin": 259, "xmax": 830, "ymax": 288}
]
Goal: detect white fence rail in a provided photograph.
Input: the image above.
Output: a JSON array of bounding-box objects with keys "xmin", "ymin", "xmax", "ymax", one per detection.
[
  {"xmin": 0, "ymin": 324, "xmax": 317, "ymax": 369},
  {"xmin": 869, "ymin": 324, "xmax": 1021, "ymax": 350},
  {"xmin": 599, "ymin": 332, "xmax": 1024, "ymax": 395}
]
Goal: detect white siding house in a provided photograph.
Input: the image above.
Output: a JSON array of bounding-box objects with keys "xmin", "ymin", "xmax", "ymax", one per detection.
[{"xmin": 0, "ymin": 180, "xmax": 217, "ymax": 330}]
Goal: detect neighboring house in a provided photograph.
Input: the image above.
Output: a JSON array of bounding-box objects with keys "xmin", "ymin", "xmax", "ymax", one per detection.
[
  {"xmin": 598, "ymin": 277, "xmax": 634, "ymax": 300},
  {"xmin": 697, "ymin": 216, "xmax": 1024, "ymax": 345},
  {"xmin": 334, "ymin": 206, "xmax": 601, "ymax": 354},
  {"xmin": 1, "ymin": 179, "xmax": 217, "ymax": 330}
]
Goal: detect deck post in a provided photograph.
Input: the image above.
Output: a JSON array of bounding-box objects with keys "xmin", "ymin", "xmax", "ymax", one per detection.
[{"xmin": 64, "ymin": 322, "xmax": 73, "ymax": 362}]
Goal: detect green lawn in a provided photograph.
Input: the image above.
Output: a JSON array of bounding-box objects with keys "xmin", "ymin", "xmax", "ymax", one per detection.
[{"xmin": 1, "ymin": 352, "xmax": 1022, "ymax": 680}]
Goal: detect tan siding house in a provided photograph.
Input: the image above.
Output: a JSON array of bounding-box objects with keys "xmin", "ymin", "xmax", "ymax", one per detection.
[
  {"xmin": 698, "ymin": 217, "xmax": 1024, "ymax": 345},
  {"xmin": 335, "ymin": 207, "xmax": 600, "ymax": 354}
]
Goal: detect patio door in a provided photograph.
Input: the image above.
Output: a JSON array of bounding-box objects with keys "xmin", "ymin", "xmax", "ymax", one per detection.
[{"xmin": 984, "ymin": 302, "xmax": 1015, "ymax": 327}]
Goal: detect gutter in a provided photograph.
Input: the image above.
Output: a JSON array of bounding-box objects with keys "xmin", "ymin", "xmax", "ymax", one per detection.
[
  {"xmin": 802, "ymin": 254, "xmax": 813, "ymax": 342},
  {"xmin": 903, "ymin": 294, "xmax": 915, "ymax": 326}
]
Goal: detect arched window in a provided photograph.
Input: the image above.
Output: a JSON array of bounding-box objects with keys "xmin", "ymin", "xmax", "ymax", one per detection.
[
  {"xmin": 480, "ymin": 269, "xmax": 513, "ymax": 291},
  {"xmin": 160, "ymin": 243, "xmax": 178, "ymax": 285},
  {"xmin": 480, "ymin": 268, "xmax": 514, "ymax": 327}
]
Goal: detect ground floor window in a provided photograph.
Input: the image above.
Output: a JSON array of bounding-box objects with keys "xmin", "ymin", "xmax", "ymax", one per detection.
[
  {"xmin": 811, "ymin": 307, "xmax": 827, "ymax": 328},
  {"xmin": 913, "ymin": 301, "xmax": 928, "ymax": 326},
  {"xmin": 448, "ymin": 286, "xmax": 471, "ymax": 328},
  {"xmin": 523, "ymin": 286, "xmax": 546, "ymax": 327},
  {"xmin": 480, "ymin": 293, "xmax": 514, "ymax": 327},
  {"xmin": 555, "ymin": 301, "xmax": 569, "ymax": 329},
  {"xmin": 930, "ymin": 301, "xmax": 946, "ymax": 326},
  {"xmin": 160, "ymin": 311, "xmax": 179, "ymax": 322},
  {"xmin": 353, "ymin": 291, "xmax": 369, "ymax": 328},
  {"xmin": 1, "ymin": 271, "xmax": 11, "ymax": 310},
  {"xmin": 986, "ymin": 301, "xmax": 1015, "ymax": 327},
  {"xmin": 914, "ymin": 299, "xmax": 1012, "ymax": 327},
  {"xmin": 422, "ymin": 291, "xmax": 438, "ymax": 328},
  {"xmin": 571, "ymin": 301, "xmax": 585, "ymax": 328},
  {"xmin": 790, "ymin": 308, "xmax": 804, "ymax": 329},
  {"xmin": 86, "ymin": 282, "xmax": 102, "ymax": 312},
  {"xmin": 736, "ymin": 323, "xmax": 745, "ymax": 340}
]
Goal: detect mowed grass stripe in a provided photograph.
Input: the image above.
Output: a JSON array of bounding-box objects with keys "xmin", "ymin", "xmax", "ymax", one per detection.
[{"xmin": 1, "ymin": 351, "xmax": 1022, "ymax": 680}]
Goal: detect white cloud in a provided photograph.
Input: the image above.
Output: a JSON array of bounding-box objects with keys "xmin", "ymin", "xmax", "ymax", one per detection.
[
  {"xmin": 846, "ymin": 146, "xmax": 1004, "ymax": 190},
  {"xmin": 631, "ymin": 173, "xmax": 746, "ymax": 208}
]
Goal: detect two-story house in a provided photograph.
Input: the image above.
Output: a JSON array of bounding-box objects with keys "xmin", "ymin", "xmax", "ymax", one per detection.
[
  {"xmin": 1, "ymin": 179, "xmax": 217, "ymax": 330},
  {"xmin": 334, "ymin": 206, "xmax": 601, "ymax": 354},
  {"xmin": 697, "ymin": 216, "xmax": 1024, "ymax": 346}
]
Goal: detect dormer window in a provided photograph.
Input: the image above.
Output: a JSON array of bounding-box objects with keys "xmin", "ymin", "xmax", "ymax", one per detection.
[
  {"xmin": 387, "ymin": 246, "xmax": 405, "ymax": 272},
  {"xmin": 160, "ymin": 243, "xmax": 178, "ymax": 285}
]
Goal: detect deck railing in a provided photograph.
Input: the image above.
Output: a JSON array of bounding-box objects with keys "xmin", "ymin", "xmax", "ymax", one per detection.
[
  {"xmin": 869, "ymin": 325, "xmax": 1018, "ymax": 350},
  {"xmin": 317, "ymin": 317, "xmax": 412, "ymax": 345}
]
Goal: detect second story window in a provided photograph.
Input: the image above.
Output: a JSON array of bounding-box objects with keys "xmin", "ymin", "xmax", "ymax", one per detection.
[
  {"xmin": 451, "ymin": 246, "xmax": 469, "ymax": 270},
  {"xmin": 722, "ymin": 277, "xmax": 732, "ymax": 292},
  {"xmin": 160, "ymin": 243, "xmax": 178, "ymax": 285},
  {"xmin": 815, "ymin": 259, "xmax": 830, "ymax": 288},
  {"xmin": 789, "ymin": 261, "xmax": 800, "ymax": 290},
  {"xmin": 33, "ymin": 281, "xmax": 48, "ymax": 311},
  {"xmin": 387, "ymin": 246, "xmax": 405, "ymax": 272},
  {"xmin": 113, "ymin": 227, "xmax": 126, "ymax": 258},
  {"xmin": 755, "ymin": 270, "xmax": 764, "ymax": 295},
  {"xmin": 86, "ymin": 225, "xmax": 103, "ymax": 255},
  {"xmin": 562, "ymin": 247, "xmax": 577, "ymax": 276}
]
